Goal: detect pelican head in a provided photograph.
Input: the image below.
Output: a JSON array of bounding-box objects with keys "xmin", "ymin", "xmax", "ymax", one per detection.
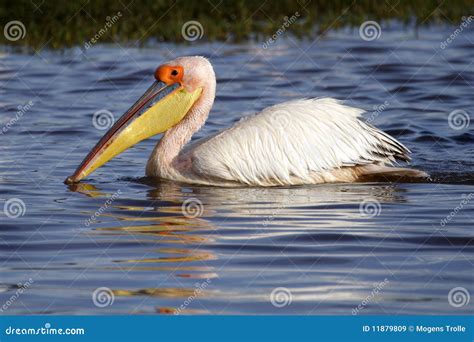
[{"xmin": 65, "ymin": 56, "xmax": 215, "ymax": 184}]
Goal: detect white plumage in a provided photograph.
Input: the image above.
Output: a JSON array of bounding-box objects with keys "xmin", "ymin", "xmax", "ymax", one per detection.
[
  {"xmin": 183, "ymin": 98, "xmax": 412, "ymax": 186},
  {"xmin": 141, "ymin": 56, "xmax": 426, "ymax": 186}
]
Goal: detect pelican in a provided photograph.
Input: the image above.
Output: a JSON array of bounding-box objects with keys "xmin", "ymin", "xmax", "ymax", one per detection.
[{"xmin": 65, "ymin": 56, "xmax": 427, "ymax": 186}]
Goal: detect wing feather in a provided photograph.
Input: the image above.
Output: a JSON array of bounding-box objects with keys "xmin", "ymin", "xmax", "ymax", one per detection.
[{"xmin": 189, "ymin": 98, "xmax": 410, "ymax": 185}]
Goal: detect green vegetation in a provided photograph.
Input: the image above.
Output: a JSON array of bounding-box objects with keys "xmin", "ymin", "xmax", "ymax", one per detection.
[{"xmin": 0, "ymin": 0, "xmax": 471, "ymax": 49}]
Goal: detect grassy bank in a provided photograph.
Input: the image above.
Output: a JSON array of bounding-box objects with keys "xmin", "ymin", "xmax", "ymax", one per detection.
[{"xmin": 0, "ymin": 0, "xmax": 472, "ymax": 49}]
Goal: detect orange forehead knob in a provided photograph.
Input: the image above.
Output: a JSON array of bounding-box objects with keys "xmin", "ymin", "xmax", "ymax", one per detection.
[{"xmin": 154, "ymin": 65, "xmax": 184, "ymax": 85}]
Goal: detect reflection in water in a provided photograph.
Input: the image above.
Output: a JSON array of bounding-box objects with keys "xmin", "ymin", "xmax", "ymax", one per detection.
[
  {"xmin": 65, "ymin": 180, "xmax": 420, "ymax": 314},
  {"xmin": 69, "ymin": 181, "xmax": 219, "ymax": 313}
]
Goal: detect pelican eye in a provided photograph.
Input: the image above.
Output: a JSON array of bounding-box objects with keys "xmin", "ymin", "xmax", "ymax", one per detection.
[{"xmin": 155, "ymin": 65, "xmax": 184, "ymax": 84}]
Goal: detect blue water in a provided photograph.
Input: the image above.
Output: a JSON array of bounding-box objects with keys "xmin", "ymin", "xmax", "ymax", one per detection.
[{"xmin": 0, "ymin": 24, "xmax": 473, "ymax": 315}]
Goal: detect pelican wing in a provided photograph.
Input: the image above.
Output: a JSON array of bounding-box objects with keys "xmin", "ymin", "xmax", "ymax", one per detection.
[{"xmin": 189, "ymin": 98, "xmax": 410, "ymax": 185}]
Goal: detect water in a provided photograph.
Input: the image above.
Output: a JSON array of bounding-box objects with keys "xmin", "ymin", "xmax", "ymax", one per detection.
[{"xmin": 1, "ymin": 24, "xmax": 473, "ymax": 315}]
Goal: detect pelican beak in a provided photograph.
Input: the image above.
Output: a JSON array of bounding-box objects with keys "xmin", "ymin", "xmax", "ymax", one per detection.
[{"xmin": 65, "ymin": 81, "xmax": 202, "ymax": 184}]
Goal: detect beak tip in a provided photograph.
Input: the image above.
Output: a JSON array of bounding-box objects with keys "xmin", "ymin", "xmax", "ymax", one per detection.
[{"xmin": 64, "ymin": 176, "xmax": 78, "ymax": 185}]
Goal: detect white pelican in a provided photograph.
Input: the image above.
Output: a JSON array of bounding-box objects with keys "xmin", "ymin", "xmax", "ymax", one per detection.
[{"xmin": 65, "ymin": 56, "xmax": 427, "ymax": 186}]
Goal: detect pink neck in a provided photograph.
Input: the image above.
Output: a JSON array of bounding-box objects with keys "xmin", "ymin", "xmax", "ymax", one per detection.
[{"xmin": 146, "ymin": 83, "xmax": 216, "ymax": 176}]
